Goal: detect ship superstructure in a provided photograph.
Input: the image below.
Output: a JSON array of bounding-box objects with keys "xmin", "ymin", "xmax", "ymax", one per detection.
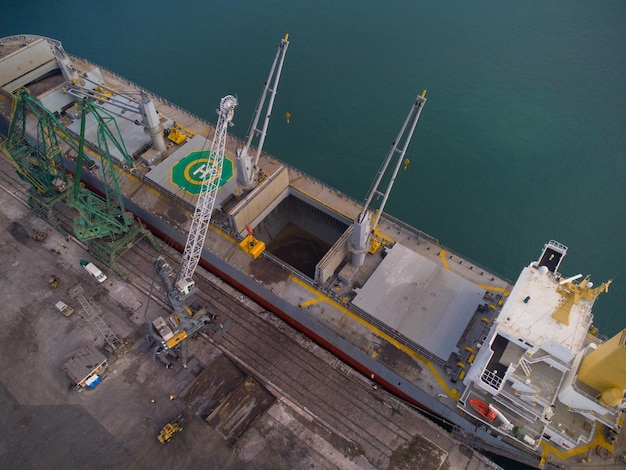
[
  {"xmin": 0, "ymin": 35, "xmax": 623, "ymax": 468},
  {"xmin": 461, "ymin": 241, "xmax": 622, "ymax": 456}
]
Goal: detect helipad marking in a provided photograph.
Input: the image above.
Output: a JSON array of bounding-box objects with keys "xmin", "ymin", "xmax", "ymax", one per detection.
[{"xmin": 171, "ymin": 150, "xmax": 234, "ymax": 195}]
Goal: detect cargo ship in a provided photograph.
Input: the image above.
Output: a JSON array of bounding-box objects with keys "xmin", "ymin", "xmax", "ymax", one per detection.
[{"xmin": 0, "ymin": 35, "xmax": 624, "ymax": 468}]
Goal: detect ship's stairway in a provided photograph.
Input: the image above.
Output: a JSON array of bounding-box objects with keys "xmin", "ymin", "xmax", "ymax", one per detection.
[
  {"xmin": 523, "ymin": 349, "xmax": 571, "ymax": 371},
  {"xmin": 566, "ymin": 407, "xmax": 595, "ymax": 415},
  {"xmin": 449, "ymin": 302, "xmax": 498, "ymax": 382},
  {"xmin": 518, "ymin": 358, "xmax": 532, "ymax": 377}
]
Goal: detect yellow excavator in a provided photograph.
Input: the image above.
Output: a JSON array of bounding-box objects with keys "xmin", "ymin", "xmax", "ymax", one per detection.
[
  {"xmin": 157, "ymin": 415, "xmax": 185, "ymax": 444},
  {"xmin": 48, "ymin": 275, "xmax": 60, "ymax": 289}
]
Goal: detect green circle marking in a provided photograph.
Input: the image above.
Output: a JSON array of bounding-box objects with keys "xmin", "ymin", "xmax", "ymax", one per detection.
[{"xmin": 171, "ymin": 150, "xmax": 233, "ymax": 195}]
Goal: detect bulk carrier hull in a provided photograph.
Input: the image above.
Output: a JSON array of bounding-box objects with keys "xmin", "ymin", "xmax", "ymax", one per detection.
[{"xmin": 1, "ymin": 35, "xmax": 623, "ymax": 469}]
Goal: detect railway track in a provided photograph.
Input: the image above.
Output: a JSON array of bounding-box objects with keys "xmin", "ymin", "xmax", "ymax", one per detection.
[
  {"xmin": 120, "ymin": 228, "xmax": 416, "ymax": 466},
  {"xmin": 0, "ymin": 160, "xmax": 446, "ymax": 468}
]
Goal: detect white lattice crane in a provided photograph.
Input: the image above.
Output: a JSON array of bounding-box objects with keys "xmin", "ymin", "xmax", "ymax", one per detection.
[{"xmin": 175, "ymin": 95, "xmax": 238, "ymax": 297}]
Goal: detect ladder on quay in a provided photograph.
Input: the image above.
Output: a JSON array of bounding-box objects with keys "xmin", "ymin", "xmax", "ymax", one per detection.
[{"xmin": 69, "ymin": 284, "xmax": 122, "ymax": 351}]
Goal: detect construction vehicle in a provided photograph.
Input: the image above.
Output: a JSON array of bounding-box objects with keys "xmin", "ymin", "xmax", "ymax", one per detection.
[
  {"xmin": 157, "ymin": 415, "xmax": 185, "ymax": 444},
  {"xmin": 32, "ymin": 229, "xmax": 48, "ymax": 242},
  {"xmin": 49, "ymin": 275, "xmax": 60, "ymax": 289}
]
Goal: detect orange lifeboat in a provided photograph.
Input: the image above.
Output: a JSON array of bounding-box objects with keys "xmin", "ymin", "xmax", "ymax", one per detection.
[{"xmin": 470, "ymin": 398, "xmax": 497, "ymax": 422}]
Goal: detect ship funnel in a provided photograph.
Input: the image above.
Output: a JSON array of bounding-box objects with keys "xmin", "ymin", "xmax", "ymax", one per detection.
[{"xmin": 578, "ymin": 328, "xmax": 626, "ymax": 405}]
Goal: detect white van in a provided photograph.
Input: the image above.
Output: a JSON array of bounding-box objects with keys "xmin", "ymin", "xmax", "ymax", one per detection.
[{"xmin": 83, "ymin": 262, "xmax": 107, "ymax": 283}]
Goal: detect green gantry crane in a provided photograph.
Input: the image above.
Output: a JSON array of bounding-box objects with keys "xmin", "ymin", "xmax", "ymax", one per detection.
[
  {"xmin": 0, "ymin": 87, "xmax": 89, "ymax": 223},
  {"xmin": 71, "ymin": 97, "xmax": 159, "ymax": 270},
  {"xmin": 1, "ymin": 88, "xmax": 157, "ymax": 270}
]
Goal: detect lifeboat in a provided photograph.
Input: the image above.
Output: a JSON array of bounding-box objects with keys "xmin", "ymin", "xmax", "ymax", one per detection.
[{"xmin": 470, "ymin": 398, "xmax": 497, "ymax": 421}]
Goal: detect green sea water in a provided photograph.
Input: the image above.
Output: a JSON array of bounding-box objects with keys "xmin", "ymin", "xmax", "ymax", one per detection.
[{"xmin": 3, "ymin": 3, "xmax": 624, "ymax": 335}]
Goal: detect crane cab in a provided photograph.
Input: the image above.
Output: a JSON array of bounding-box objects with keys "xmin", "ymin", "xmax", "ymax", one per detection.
[{"xmin": 175, "ymin": 277, "xmax": 197, "ymax": 298}]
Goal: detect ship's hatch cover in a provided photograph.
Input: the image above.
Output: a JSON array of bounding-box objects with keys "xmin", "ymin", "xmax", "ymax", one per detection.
[{"xmin": 352, "ymin": 243, "xmax": 485, "ymax": 361}]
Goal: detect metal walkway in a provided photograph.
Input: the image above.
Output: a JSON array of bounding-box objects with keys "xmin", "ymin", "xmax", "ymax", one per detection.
[{"xmin": 69, "ymin": 283, "xmax": 122, "ymax": 351}]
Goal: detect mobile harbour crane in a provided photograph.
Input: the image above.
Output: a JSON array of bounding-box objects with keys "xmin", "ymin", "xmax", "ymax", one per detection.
[
  {"xmin": 149, "ymin": 95, "xmax": 237, "ymax": 366},
  {"xmin": 148, "ymin": 35, "xmax": 289, "ymax": 366}
]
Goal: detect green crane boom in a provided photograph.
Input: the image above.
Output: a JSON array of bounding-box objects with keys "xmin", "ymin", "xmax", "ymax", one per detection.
[
  {"xmin": 0, "ymin": 88, "xmax": 70, "ymax": 198},
  {"xmin": 71, "ymin": 99, "xmax": 133, "ymax": 240},
  {"xmin": 0, "ymin": 88, "xmax": 158, "ymax": 269}
]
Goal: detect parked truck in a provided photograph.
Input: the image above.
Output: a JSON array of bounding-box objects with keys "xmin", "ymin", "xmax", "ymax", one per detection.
[{"xmin": 79, "ymin": 259, "xmax": 107, "ymax": 283}]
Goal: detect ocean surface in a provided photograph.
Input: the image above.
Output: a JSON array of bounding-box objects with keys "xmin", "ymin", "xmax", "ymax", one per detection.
[{"xmin": 3, "ymin": 3, "xmax": 624, "ymax": 354}]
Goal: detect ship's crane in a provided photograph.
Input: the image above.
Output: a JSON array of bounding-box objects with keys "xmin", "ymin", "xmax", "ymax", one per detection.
[
  {"xmin": 350, "ymin": 91, "xmax": 427, "ymax": 267},
  {"xmin": 235, "ymin": 34, "xmax": 289, "ymax": 191},
  {"xmin": 170, "ymin": 94, "xmax": 238, "ymax": 298},
  {"xmin": 53, "ymin": 46, "xmax": 167, "ymax": 159}
]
